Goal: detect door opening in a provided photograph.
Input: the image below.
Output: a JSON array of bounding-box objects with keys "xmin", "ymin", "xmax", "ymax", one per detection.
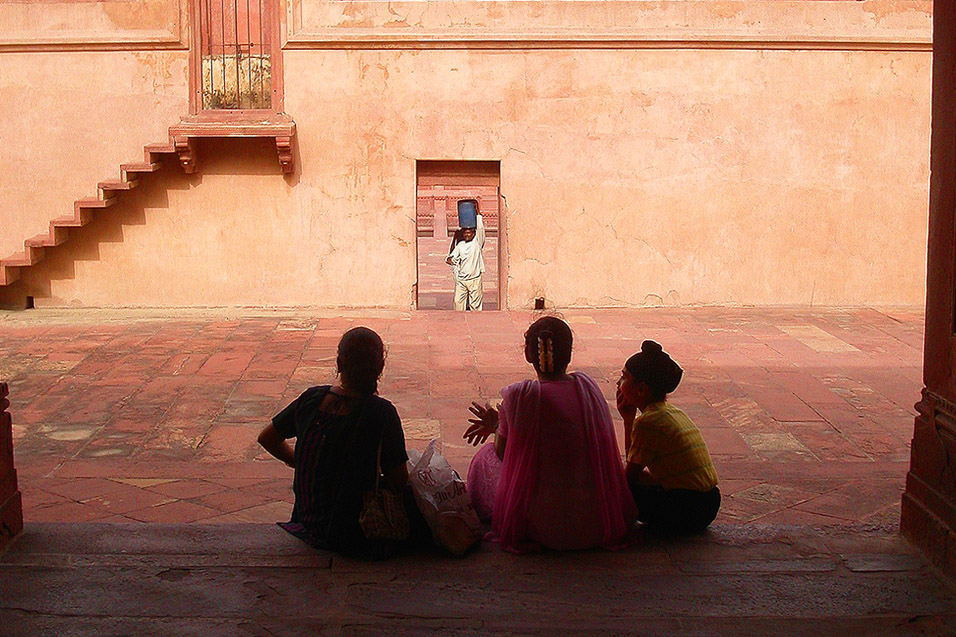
[{"xmin": 416, "ymin": 161, "xmax": 501, "ymax": 310}]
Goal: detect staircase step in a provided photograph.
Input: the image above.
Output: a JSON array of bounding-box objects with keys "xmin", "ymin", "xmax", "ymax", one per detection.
[
  {"xmin": 98, "ymin": 179, "xmax": 138, "ymax": 191},
  {"xmin": 0, "ymin": 266, "xmax": 19, "ymax": 287},
  {"xmin": 144, "ymin": 143, "xmax": 175, "ymax": 160},
  {"xmin": 0, "ymin": 138, "xmax": 177, "ymax": 290},
  {"xmin": 52, "ymin": 210, "xmax": 92, "ymax": 228},
  {"xmin": 144, "ymin": 142, "xmax": 175, "ymax": 152},
  {"xmin": 1, "ymin": 249, "xmax": 43, "ymax": 268},
  {"xmin": 25, "ymin": 229, "xmax": 67, "ymax": 249},
  {"xmin": 74, "ymin": 197, "xmax": 115, "ymax": 213},
  {"xmin": 121, "ymin": 161, "xmax": 161, "ymax": 175}
]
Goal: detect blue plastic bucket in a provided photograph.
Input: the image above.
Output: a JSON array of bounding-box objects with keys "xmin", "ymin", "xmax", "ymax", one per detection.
[{"xmin": 457, "ymin": 199, "xmax": 478, "ymax": 228}]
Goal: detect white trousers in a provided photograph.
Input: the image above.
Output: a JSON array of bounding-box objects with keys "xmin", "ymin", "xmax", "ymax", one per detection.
[{"xmin": 454, "ymin": 277, "xmax": 483, "ymax": 311}]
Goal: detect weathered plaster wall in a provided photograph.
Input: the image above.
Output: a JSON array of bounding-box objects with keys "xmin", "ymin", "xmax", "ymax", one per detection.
[
  {"xmin": 14, "ymin": 138, "xmax": 414, "ymax": 308},
  {"xmin": 0, "ymin": 0, "xmax": 189, "ymax": 262},
  {"xmin": 0, "ymin": 0, "xmax": 933, "ymax": 308}
]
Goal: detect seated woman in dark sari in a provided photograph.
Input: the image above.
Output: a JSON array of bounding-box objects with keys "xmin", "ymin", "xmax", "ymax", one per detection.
[{"xmin": 257, "ymin": 327, "xmax": 414, "ymax": 559}]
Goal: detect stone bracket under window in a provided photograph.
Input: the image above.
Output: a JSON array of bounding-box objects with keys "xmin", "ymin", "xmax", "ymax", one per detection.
[{"xmin": 169, "ymin": 114, "xmax": 296, "ymax": 174}]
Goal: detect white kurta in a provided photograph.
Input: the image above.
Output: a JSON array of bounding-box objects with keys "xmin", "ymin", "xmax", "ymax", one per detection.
[{"xmin": 448, "ymin": 214, "xmax": 485, "ymax": 281}]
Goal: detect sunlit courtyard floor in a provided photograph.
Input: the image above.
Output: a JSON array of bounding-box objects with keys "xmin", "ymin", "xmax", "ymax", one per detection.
[
  {"xmin": 1, "ymin": 306, "xmax": 921, "ymax": 526},
  {"xmin": 3, "ymin": 306, "xmax": 955, "ymax": 634}
]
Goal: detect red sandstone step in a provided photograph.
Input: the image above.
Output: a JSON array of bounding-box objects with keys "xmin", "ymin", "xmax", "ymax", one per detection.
[
  {"xmin": 25, "ymin": 228, "xmax": 67, "ymax": 249},
  {"xmin": 74, "ymin": 197, "xmax": 115, "ymax": 213},
  {"xmin": 0, "ymin": 266, "xmax": 19, "ymax": 286},
  {"xmin": 121, "ymin": 161, "xmax": 161, "ymax": 175},
  {"xmin": 143, "ymin": 142, "xmax": 176, "ymax": 155},
  {"xmin": 98, "ymin": 179, "xmax": 138, "ymax": 192},
  {"xmin": 52, "ymin": 210, "xmax": 92, "ymax": 228},
  {"xmin": 1, "ymin": 248, "xmax": 43, "ymax": 268}
]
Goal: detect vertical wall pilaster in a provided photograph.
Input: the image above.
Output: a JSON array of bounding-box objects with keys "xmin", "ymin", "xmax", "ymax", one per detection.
[
  {"xmin": 0, "ymin": 382, "xmax": 23, "ymax": 553},
  {"xmin": 901, "ymin": 0, "xmax": 956, "ymax": 579}
]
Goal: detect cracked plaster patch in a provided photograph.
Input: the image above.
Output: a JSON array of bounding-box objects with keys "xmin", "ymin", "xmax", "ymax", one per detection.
[
  {"xmin": 741, "ymin": 432, "xmax": 811, "ymax": 453},
  {"xmin": 112, "ymin": 478, "xmax": 178, "ymax": 489},
  {"xmin": 277, "ymin": 320, "xmax": 317, "ymax": 332},
  {"xmin": 735, "ymin": 483, "xmax": 811, "ymax": 505},
  {"xmin": 0, "ymin": 354, "xmax": 80, "ymax": 378},
  {"xmin": 403, "ymin": 418, "xmax": 441, "ymax": 440},
  {"xmin": 43, "ymin": 427, "xmax": 97, "ymax": 442},
  {"xmin": 710, "ymin": 397, "xmax": 773, "ymax": 431},
  {"xmin": 779, "ymin": 325, "xmax": 859, "ymax": 353}
]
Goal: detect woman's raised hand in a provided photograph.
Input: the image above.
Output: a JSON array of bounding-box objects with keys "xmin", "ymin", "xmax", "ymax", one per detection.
[{"xmin": 464, "ymin": 401, "xmax": 498, "ymax": 447}]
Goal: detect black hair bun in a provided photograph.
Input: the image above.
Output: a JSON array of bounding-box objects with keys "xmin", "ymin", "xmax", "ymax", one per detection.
[
  {"xmin": 625, "ymin": 340, "xmax": 683, "ymax": 396},
  {"xmin": 641, "ymin": 340, "xmax": 663, "ymax": 355},
  {"xmin": 663, "ymin": 365, "xmax": 683, "ymax": 394}
]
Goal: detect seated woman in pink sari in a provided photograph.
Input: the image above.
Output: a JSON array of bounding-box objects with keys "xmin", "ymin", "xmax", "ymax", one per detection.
[{"xmin": 464, "ymin": 316, "xmax": 637, "ymax": 553}]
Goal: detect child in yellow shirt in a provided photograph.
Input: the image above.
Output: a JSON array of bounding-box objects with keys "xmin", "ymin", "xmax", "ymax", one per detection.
[{"xmin": 616, "ymin": 340, "xmax": 720, "ymax": 533}]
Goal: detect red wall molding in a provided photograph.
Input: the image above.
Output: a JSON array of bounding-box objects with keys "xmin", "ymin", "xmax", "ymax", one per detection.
[
  {"xmin": 0, "ymin": 0, "xmax": 188, "ymax": 52},
  {"xmin": 284, "ymin": 0, "xmax": 932, "ymax": 51}
]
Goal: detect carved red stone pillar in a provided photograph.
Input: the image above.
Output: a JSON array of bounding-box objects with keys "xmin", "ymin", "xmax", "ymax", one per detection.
[
  {"xmin": 0, "ymin": 382, "xmax": 23, "ymax": 552},
  {"xmin": 901, "ymin": 0, "xmax": 956, "ymax": 578}
]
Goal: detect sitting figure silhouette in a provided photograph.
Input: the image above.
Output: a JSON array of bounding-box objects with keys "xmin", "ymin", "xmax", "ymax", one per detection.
[
  {"xmin": 464, "ymin": 316, "xmax": 636, "ymax": 553},
  {"xmin": 617, "ymin": 340, "xmax": 720, "ymax": 534},
  {"xmin": 258, "ymin": 327, "xmax": 422, "ymax": 559}
]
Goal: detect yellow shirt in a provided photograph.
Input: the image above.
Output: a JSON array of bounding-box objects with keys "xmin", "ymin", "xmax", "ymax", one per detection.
[{"xmin": 628, "ymin": 401, "xmax": 718, "ymax": 492}]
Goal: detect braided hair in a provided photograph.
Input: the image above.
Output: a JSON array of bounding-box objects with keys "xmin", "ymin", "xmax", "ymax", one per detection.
[
  {"xmin": 336, "ymin": 327, "xmax": 386, "ymax": 395},
  {"xmin": 524, "ymin": 316, "xmax": 572, "ymax": 376}
]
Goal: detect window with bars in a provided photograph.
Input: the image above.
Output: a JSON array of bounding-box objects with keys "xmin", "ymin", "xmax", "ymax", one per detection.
[{"xmin": 198, "ymin": 0, "xmax": 272, "ymax": 110}]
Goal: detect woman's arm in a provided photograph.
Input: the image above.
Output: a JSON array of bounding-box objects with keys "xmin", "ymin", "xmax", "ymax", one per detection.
[
  {"xmin": 616, "ymin": 385, "xmax": 636, "ymax": 456},
  {"xmin": 494, "ymin": 429, "xmax": 507, "ymax": 460},
  {"xmin": 257, "ymin": 423, "xmax": 295, "ymax": 468},
  {"xmin": 625, "ymin": 463, "xmax": 656, "ymax": 486}
]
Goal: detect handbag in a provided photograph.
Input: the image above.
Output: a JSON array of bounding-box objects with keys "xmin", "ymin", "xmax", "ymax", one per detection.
[{"xmin": 359, "ymin": 439, "xmax": 411, "ymax": 541}]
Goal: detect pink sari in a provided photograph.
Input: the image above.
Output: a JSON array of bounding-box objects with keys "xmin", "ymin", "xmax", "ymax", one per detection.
[{"xmin": 484, "ymin": 372, "xmax": 637, "ymax": 553}]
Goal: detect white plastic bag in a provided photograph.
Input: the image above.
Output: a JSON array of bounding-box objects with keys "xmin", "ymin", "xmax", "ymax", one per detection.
[{"xmin": 407, "ymin": 439, "xmax": 483, "ymax": 556}]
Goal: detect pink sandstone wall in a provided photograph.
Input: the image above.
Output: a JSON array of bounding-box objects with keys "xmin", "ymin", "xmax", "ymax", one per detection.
[
  {"xmin": 0, "ymin": 0, "xmax": 189, "ymax": 264},
  {"xmin": 0, "ymin": 0, "xmax": 933, "ymax": 309}
]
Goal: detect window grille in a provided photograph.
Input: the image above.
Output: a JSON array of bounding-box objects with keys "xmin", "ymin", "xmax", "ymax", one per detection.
[{"xmin": 198, "ymin": 0, "xmax": 271, "ymax": 110}]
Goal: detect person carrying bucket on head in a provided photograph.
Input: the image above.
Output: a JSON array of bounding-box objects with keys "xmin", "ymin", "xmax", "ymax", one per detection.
[{"xmin": 446, "ymin": 198, "xmax": 485, "ymax": 311}]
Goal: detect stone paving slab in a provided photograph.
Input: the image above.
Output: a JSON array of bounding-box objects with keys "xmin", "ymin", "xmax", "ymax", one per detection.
[
  {"xmin": 417, "ymin": 235, "xmax": 499, "ymax": 310},
  {"xmin": 0, "ymin": 307, "xmax": 923, "ymax": 526},
  {"xmin": 1, "ymin": 522, "xmax": 954, "ymax": 635}
]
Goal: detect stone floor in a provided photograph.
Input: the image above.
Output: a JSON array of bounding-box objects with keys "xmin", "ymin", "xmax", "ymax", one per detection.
[
  {"xmin": 0, "ymin": 306, "xmax": 922, "ymax": 527},
  {"xmin": 2, "ymin": 522, "xmax": 954, "ymax": 634},
  {"xmin": 3, "ymin": 306, "xmax": 953, "ymax": 634},
  {"xmin": 416, "ymin": 234, "xmax": 499, "ymax": 310}
]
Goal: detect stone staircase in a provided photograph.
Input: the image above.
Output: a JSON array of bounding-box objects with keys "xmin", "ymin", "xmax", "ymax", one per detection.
[
  {"xmin": 0, "ymin": 142, "xmax": 176, "ymax": 288},
  {"xmin": 0, "ymin": 115, "xmax": 296, "ymax": 292}
]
